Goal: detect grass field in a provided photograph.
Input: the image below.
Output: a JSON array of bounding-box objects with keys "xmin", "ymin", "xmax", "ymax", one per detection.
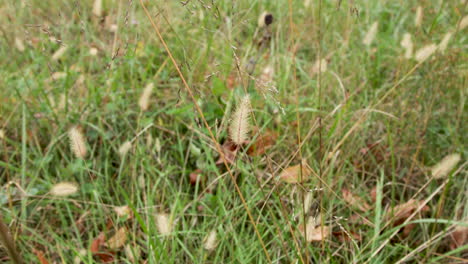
[{"xmin": 1, "ymin": 0, "xmax": 467, "ymax": 263}]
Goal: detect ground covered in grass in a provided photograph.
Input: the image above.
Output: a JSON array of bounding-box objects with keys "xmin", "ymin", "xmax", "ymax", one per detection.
[{"xmin": 1, "ymin": 0, "xmax": 467, "ymax": 263}]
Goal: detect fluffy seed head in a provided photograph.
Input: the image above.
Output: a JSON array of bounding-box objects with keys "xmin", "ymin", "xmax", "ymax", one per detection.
[
  {"xmin": 69, "ymin": 126, "xmax": 87, "ymax": 158},
  {"xmin": 459, "ymin": 15, "xmax": 468, "ymax": 30},
  {"xmin": 415, "ymin": 6, "xmax": 423, "ymax": 27},
  {"xmin": 438, "ymin": 32, "xmax": 453, "ymax": 53},
  {"xmin": 114, "ymin": 205, "xmax": 131, "ymax": 217},
  {"xmin": 229, "ymin": 95, "xmax": 251, "ymax": 145},
  {"xmin": 203, "ymin": 230, "xmax": 218, "ymax": 251},
  {"xmin": 50, "ymin": 182, "xmax": 79, "ymax": 196},
  {"xmin": 138, "ymin": 83, "xmax": 154, "ymax": 111},
  {"xmin": 156, "ymin": 213, "xmax": 172, "ymax": 236},
  {"xmin": 400, "ymin": 33, "xmax": 413, "ymax": 59},
  {"xmin": 311, "ymin": 58, "xmax": 328, "ymax": 74},
  {"xmin": 89, "ymin": 47, "xmax": 98, "ymax": 56},
  {"xmin": 52, "ymin": 46, "xmax": 67, "ymax": 61},
  {"xmin": 93, "ymin": 0, "xmax": 102, "ymax": 17},
  {"xmin": 432, "ymin": 154, "xmax": 461, "ymax": 179},
  {"xmin": 15, "ymin": 37, "xmax": 25, "ymax": 52},
  {"xmin": 118, "ymin": 141, "xmax": 132, "ymax": 156},
  {"xmin": 363, "ymin": 22, "xmax": 378, "ymax": 46},
  {"xmin": 414, "ymin": 44, "xmax": 437, "ymax": 62}
]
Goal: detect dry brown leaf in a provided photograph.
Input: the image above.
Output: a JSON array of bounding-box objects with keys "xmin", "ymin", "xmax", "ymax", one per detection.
[
  {"xmin": 385, "ymin": 199, "xmax": 429, "ymax": 227},
  {"xmin": 449, "ymin": 224, "xmax": 468, "ymax": 250},
  {"xmin": 216, "ymin": 140, "xmax": 238, "ymax": 165},
  {"xmin": 189, "ymin": 169, "xmax": 202, "ymax": 185},
  {"xmin": 90, "ymin": 232, "xmax": 116, "ymax": 263},
  {"xmin": 299, "ymin": 217, "xmax": 330, "ymax": 242},
  {"xmin": 106, "ymin": 227, "xmax": 127, "ymax": 250},
  {"xmin": 342, "ymin": 188, "xmax": 371, "ymax": 212},
  {"xmin": 247, "ymin": 130, "xmax": 278, "ymax": 156},
  {"xmin": 279, "ymin": 163, "xmax": 311, "ymax": 183},
  {"xmin": 370, "ymin": 186, "xmax": 377, "ymax": 204},
  {"xmin": 90, "ymin": 232, "xmax": 106, "ymax": 253},
  {"xmin": 33, "ymin": 249, "xmax": 49, "ymax": 264}
]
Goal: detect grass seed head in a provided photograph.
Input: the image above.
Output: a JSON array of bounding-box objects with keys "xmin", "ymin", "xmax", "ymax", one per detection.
[
  {"xmin": 363, "ymin": 22, "xmax": 378, "ymax": 46},
  {"xmin": 118, "ymin": 141, "xmax": 132, "ymax": 156},
  {"xmin": 50, "ymin": 182, "xmax": 79, "ymax": 196},
  {"xmin": 415, "ymin": 6, "xmax": 423, "ymax": 27},
  {"xmin": 156, "ymin": 213, "xmax": 172, "ymax": 236},
  {"xmin": 69, "ymin": 126, "xmax": 87, "ymax": 158},
  {"xmin": 414, "ymin": 44, "xmax": 437, "ymax": 62},
  {"xmin": 93, "ymin": 0, "xmax": 102, "ymax": 17},
  {"xmin": 459, "ymin": 15, "xmax": 468, "ymax": 30},
  {"xmin": 52, "ymin": 46, "xmax": 67, "ymax": 61},
  {"xmin": 203, "ymin": 230, "xmax": 218, "ymax": 251},
  {"xmin": 400, "ymin": 33, "xmax": 413, "ymax": 59},
  {"xmin": 138, "ymin": 83, "xmax": 154, "ymax": 111},
  {"xmin": 438, "ymin": 32, "xmax": 453, "ymax": 53},
  {"xmin": 229, "ymin": 95, "xmax": 251, "ymax": 145},
  {"xmin": 15, "ymin": 37, "xmax": 25, "ymax": 52},
  {"xmin": 432, "ymin": 154, "xmax": 461, "ymax": 179}
]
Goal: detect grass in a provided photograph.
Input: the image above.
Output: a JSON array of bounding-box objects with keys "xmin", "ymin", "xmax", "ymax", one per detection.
[{"xmin": 0, "ymin": 0, "xmax": 467, "ymax": 263}]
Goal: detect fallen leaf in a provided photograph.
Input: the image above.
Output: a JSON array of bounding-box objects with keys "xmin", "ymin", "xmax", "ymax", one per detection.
[
  {"xmin": 106, "ymin": 227, "xmax": 127, "ymax": 250},
  {"xmin": 33, "ymin": 249, "xmax": 49, "ymax": 264},
  {"xmin": 385, "ymin": 199, "xmax": 429, "ymax": 227},
  {"xmin": 279, "ymin": 163, "xmax": 311, "ymax": 183},
  {"xmin": 90, "ymin": 232, "xmax": 106, "ymax": 253},
  {"xmin": 370, "ymin": 186, "xmax": 377, "ymax": 204},
  {"xmin": 91, "ymin": 232, "xmax": 116, "ymax": 263},
  {"xmin": 189, "ymin": 169, "xmax": 202, "ymax": 185},
  {"xmin": 449, "ymin": 224, "xmax": 468, "ymax": 250},
  {"xmin": 342, "ymin": 188, "xmax": 371, "ymax": 212},
  {"xmin": 299, "ymin": 217, "xmax": 330, "ymax": 242},
  {"xmin": 93, "ymin": 252, "xmax": 115, "ymax": 263},
  {"xmin": 216, "ymin": 140, "xmax": 238, "ymax": 165},
  {"xmin": 247, "ymin": 130, "xmax": 278, "ymax": 156}
]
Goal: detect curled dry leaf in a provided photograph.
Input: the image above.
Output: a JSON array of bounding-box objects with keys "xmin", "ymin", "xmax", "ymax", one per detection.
[
  {"xmin": 90, "ymin": 232, "xmax": 115, "ymax": 263},
  {"xmin": 385, "ymin": 199, "xmax": 429, "ymax": 227},
  {"xmin": 216, "ymin": 140, "xmax": 238, "ymax": 165},
  {"xmin": 189, "ymin": 169, "xmax": 202, "ymax": 185},
  {"xmin": 449, "ymin": 224, "xmax": 468, "ymax": 250},
  {"xmin": 106, "ymin": 227, "xmax": 127, "ymax": 250},
  {"xmin": 90, "ymin": 232, "xmax": 106, "ymax": 253},
  {"xmin": 247, "ymin": 130, "xmax": 278, "ymax": 156},
  {"xmin": 279, "ymin": 163, "xmax": 312, "ymax": 183},
  {"xmin": 299, "ymin": 217, "xmax": 330, "ymax": 242},
  {"xmin": 33, "ymin": 248, "xmax": 49, "ymax": 264},
  {"xmin": 50, "ymin": 182, "xmax": 79, "ymax": 196},
  {"xmin": 342, "ymin": 188, "xmax": 371, "ymax": 212}
]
